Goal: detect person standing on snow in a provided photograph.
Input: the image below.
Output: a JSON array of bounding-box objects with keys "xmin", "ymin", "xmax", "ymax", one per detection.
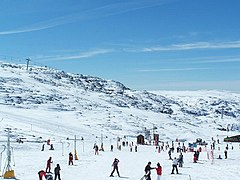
[
  {"xmin": 155, "ymin": 162, "xmax": 162, "ymax": 180},
  {"xmin": 168, "ymin": 149, "xmax": 172, "ymax": 160},
  {"xmin": 41, "ymin": 144, "xmax": 45, "ymax": 151},
  {"xmin": 145, "ymin": 161, "xmax": 155, "ymax": 180},
  {"xmin": 110, "ymin": 158, "xmax": 120, "ymax": 177},
  {"xmin": 69, "ymin": 152, "xmax": 74, "ymax": 165},
  {"xmin": 224, "ymin": 149, "xmax": 228, "ymax": 159},
  {"xmin": 54, "ymin": 164, "xmax": 61, "ymax": 180},
  {"xmin": 193, "ymin": 151, "xmax": 197, "ymax": 163},
  {"xmin": 93, "ymin": 143, "xmax": 99, "ymax": 155},
  {"xmin": 178, "ymin": 153, "xmax": 183, "ymax": 167},
  {"xmin": 171, "ymin": 157, "xmax": 179, "ymax": 174},
  {"xmin": 46, "ymin": 157, "xmax": 53, "ymax": 172}
]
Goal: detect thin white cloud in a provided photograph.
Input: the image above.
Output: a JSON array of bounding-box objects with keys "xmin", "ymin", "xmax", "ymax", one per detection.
[
  {"xmin": 142, "ymin": 41, "xmax": 240, "ymax": 52},
  {"xmin": 152, "ymin": 55, "xmax": 240, "ymax": 64},
  {"xmin": 95, "ymin": 0, "xmax": 167, "ymax": 18},
  {"xmin": 138, "ymin": 67, "xmax": 211, "ymax": 72},
  {"xmin": 34, "ymin": 49, "xmax": 112, "ymax": 62},
  {"xmin": 0, "ymin": 0, "xmax": 168, "ymax": 35},
  {"xmin": 191, "ymin": 56, "xmax": 240, "ymax": 64},
  {"xmin": 0, "ymin": 14, "xmax": 77, "ymax": 35}
]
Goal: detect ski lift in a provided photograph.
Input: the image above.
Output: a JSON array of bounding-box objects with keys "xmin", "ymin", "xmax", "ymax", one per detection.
[
  {"xmin": 2, "ymin": 128, "xmax": 16, "ymax": 179},
  {"xmin": 0, "ymin": 145, "xmax": 6, "ymax": 176}
]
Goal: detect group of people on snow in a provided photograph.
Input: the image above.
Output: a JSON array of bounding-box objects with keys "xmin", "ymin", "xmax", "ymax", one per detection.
[
  {"xmin": 37, "ymin": 136, "xmax": 235, "ymax": 180},
  {"xmin": 38, "ymin": 156, "xmax": 61, "ymax": 180}
]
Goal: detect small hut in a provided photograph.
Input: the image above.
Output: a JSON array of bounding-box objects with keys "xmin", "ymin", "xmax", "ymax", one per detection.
[
  {"xmin": 224, "ymin": 135, "xmax": 240, "ymax": 142},
  {"xmin": 137, "ymin": 134, "xmax": 145, "ymax": 145}
]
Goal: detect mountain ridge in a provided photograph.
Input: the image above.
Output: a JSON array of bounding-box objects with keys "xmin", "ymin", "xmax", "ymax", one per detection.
[{"xmin": 0, "ymin": 62, "xmax": 239, "ymax": 143}]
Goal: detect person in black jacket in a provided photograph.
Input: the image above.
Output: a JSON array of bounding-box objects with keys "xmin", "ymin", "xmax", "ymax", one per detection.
[
  {"xmin": 54, "ymin": 164, "xmax": 61, "ymax": 180},
  {"xmin": 144, "ymin": 161, "xmax": 155, "ymax": 180},
  {"xmin": 110, "ymin": 158, "xmax": 120, "ymax": 177}
]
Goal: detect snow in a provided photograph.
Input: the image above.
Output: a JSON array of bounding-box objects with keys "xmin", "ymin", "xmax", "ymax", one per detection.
[
  {"xmin": 2, "ymin": 134, "xmax": 240, "ymax": 180},
  {"xmin": 0, "ymin": 62, "xmax": 239, "ymax": 179}
]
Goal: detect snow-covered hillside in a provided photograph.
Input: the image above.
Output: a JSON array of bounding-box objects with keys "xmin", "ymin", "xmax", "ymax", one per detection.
[
  {"xmin": 0, "ymin": 62, "xmax": 239, "ymax": 180},
  {"xmin": 0, "ymin": 62, "xmax": 239, "ymax": 141}
]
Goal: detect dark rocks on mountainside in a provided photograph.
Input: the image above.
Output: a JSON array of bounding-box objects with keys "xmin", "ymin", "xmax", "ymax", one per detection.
[{"xmin": 0, "ymin": 62, "xmax": 240, "ymax": 119}]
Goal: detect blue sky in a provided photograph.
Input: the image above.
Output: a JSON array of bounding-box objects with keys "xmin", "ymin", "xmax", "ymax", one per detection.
[{"xmin": 1, "ymin": 0, "xmax": 240, "ymax": 91}]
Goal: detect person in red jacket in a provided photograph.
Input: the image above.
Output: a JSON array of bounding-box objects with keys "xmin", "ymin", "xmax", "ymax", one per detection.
[
  {"xmin": 156, "ymin": 162, "xmax": 162, "ymax": 180},
  {"xmin": 38, "ymin": 170, "xmax": 46, "ymax": 180},
  {"xmin": 46, "ymin": 157, "xmax": 53, "ymax": 172}
]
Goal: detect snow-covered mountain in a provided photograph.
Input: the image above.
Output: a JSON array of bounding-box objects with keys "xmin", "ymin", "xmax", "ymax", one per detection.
[
  {"xmin": 0, "ymin": 61, "xmax": 240, "ymax": 180},
  {"xmin": 0, "ymin": 62, "xmax": 239, "ymax": 143}
]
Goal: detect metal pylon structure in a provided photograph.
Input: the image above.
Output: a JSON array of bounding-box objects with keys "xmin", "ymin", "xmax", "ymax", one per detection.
[{"xmin": 1, "ymin": 128, "xmax": 16, "ymax": 179}]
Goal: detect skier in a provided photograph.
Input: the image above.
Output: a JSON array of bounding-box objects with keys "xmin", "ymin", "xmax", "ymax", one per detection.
[
  {"xmin": 155, "ymin": 162, "xmax": 162, "ymax": 180},
  {"xmin": 171, "ymin": 157, "xmax": 179, "ymax": 174},
  {"xmin": 224, "ymin": 149, "xmax": 228, "ymax": 159},
  {"xmin": 144, "ymin": 161, "xmax": 155, "ymax": 180},
  {"xmin": 47, "ymin": 139, "xmax": 51, "ymax": 145},
  {"xmin": 111, "ymin": 144, "xmax": 113, "ymax": 152},
  {"xmin": 110, "ymin": 158, "xmax": 120, "ymax": 177},
  {"xmin": 49, "ymin": 144, "xmax": 54, "ymax": 150},
  {"xmin": 193, "ymin": 152, "xmax": 197, "ymax": 163},
  {"xmin": 46, "ymin": 157, "xmax": 53, "ymax": 172},
  {"xmin": 168, "ymin": 149, "xmax": 172, "ymax": 160},
  {"xmin": 93, "ymin": 144, "xmax": 99, "ymax": 155},
  {"xmin": 196, "ymin": 150, "xmax": 200, "ymax": 160},
  {"xmin": 129, "ymin": 144, "xmax": 133, "ymax": 152},
  {"xmin": 178, "ymin": 153, "xmax": 183, "ymax": 167},
  {"xmin": 38, "ymin": 170, "xmax": 46, "ymax": 180},
  {"xmin": 54, "ymin": 164, "xmax": 61, "ymax": 180},
  {"xmin": 41, "ymin": 144, "xmax": 45, "ymax": 151},
  {"xmin": 69, "ymin": 152, "xmax": 73, "ymax": 165},
  {"xmin": 135, "ymin": 145, "xmax": 138, "ymax": 152},
  {"xmin": 100, "ymin": 143, "xmax": 104, "ymax": 151}
]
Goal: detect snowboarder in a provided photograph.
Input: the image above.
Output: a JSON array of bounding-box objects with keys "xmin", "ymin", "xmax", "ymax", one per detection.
[
  {"xmin": 54, "ymin": 164, "xmax": 61, "ymax": 180},
  {"xmin": 110, "ymin": 158, "xmax": 120, "ymax": 177},
  {"xmin": 69, "ymin": 152, "xmax": 73, "ymax": 165},
  {"xmin": 144, "ymin": 161, "xmax": 155, "ymax": 180},
  {"xmin": 46, "ymin": 157, "xmax": 53, "ymax": 172},
  {"xmin": 155, "ymin": 162, "xmax": 162, "ymax": 180},
  {"xmin": 171, "ymin": 157, "xmax": 179, "ymax": 174},
  {"xmin": 38, "ymin": 170, "xmax": 46, "ymax": 180}
]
